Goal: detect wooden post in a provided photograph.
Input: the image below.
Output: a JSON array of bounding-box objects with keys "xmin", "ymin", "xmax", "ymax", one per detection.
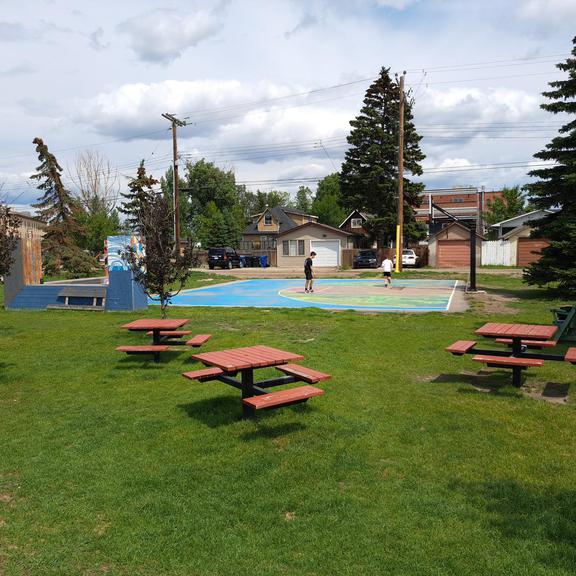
[
  {"xmin": 162, "ymin": 113, "xmax": 187, "ymax": 252},
  {"xmin": 396, "ymin": 72, "xmax": 406, "ymax": 273}
]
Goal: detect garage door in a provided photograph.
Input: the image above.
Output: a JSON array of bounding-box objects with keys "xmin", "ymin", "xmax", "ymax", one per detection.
[
  {"xmin": 437, "ymin": 240, "xmax": 469, "ymax": 268},
  {"xmin": 517, "ymin": 238, "xmax": 549, "ymax": 266},
  {"xmin": 310, "ymin": 240, "xmax": 340, "ymax": 266}
]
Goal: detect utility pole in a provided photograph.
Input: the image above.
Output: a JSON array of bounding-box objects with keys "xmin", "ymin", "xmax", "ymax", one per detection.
[
  {"xmin": 162, "ymin": 113, "xmax": 186, "ymax": 252},
  {"xmin": 395, "ymin": 72, "xmax": 406, "ymax": 273}
]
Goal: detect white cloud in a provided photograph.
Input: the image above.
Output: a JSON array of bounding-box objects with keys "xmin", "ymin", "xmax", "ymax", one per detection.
[
  {"xmin": 117, "ymin": 8, "xmax": 224, "ymax": 64},
  {"xmin": 519, "ymin": 0, "xmax": 576, "ymax": 23}
]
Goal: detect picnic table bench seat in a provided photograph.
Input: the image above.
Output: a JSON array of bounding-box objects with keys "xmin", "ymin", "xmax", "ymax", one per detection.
[
  {"xmin": 186, "ymin": 334, "xmax": 212, "ymax": 347},
  {"xmin": 243, "ymin": 385, "xmax": 324, "ymax": 410},
  {"xmin": 276, "ymin": 364, "xmax": 332, "ymax": 383},
  {"xmin": 565, "ymin": 348, "xmax": 576, "ymax": 364},
  {"xmin": 472, "ymin": 355, "xmax": 544, "ymax": 369},
  {"xmin": 146, "ymin": 330, "xmax": 192, "ymax": 338},
  {"xmin": 182, "ymin": 367, "xmax": 224, "ymax": 381},
  {"xmin": 116, "ymin": 345, "xmax": 170, "ymax": 363},
  {"xmin": 495, "ymin": 338, "xmax": 556, "ymax": 349},
  {"xmin": 446, "ymin": 340, "xmax": 476, "ymax": 355}
]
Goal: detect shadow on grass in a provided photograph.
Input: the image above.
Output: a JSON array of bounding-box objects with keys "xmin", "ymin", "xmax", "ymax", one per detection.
[
  {"xmin": 240, "ymin": 421, "xmax": 305, "ymax": 441},
  {"xmin": 483, "ymin": 285, "xmax": 559, "ymax": 302},
  {"xmin": 113, "ymin": 356, "xmax": 173, "ymax": 369},
  {"xmin": 0, "ymin": 362, "xmax": 14, "ymax": 384},
  {"xmin": 429, "ymin": 372, "xmax": 522, "ymax": 398},
  {"xmin": 452, "ymin": 478, "xmax": 576, "ymax": 570},
  {"xmin": 178, "ymin": 395, "xmax": 242, "ymax": 427}
]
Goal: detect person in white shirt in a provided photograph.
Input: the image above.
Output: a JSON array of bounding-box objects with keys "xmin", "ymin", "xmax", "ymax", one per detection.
[{"xmin": 381, "ymin": 257, "xmax": 393, "ymax": 287}]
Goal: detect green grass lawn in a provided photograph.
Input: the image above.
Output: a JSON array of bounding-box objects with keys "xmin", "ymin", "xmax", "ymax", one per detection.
[{"xmin": 1, "ymin": 274, "xmax": 576, "ymax": 575}]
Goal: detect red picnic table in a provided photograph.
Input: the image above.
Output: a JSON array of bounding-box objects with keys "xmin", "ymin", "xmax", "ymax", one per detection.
[
  {"xmin": 446, "ymin": 322, "xmax": 575, "ymax": 388},
  {"xmin": 121, "ymin": 318, "xmax": 189, "ymax": 345},
  {"xmin": 183, "ymin": 345, "xmax": 329, "ymax": 418}
]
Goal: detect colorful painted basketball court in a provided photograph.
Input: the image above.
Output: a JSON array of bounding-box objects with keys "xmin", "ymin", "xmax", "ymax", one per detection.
[{"xmin": 157, "ymin": 278, "xmax": 461, "ymax": 312}]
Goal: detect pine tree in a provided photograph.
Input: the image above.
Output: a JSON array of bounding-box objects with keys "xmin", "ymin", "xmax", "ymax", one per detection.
[
  {"xmin": 340, "ymin": 68, "xmax": 425, "ymax": 245},
  {"xmin": 30, "ymin": 137, "xmax": 94, "ymax": 275},
  {"xmin": 524, "ymin": 38, "xmax": 576, "ymax": 294},
  {"xmin": 119, "ymin": 160, "xmax": 159, "ymax": 232}
]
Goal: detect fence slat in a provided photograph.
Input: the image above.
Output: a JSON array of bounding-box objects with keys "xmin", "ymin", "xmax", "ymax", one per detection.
[{"xmin": 481, "ymin": 240, "xmax": 513, "ymax": 266}]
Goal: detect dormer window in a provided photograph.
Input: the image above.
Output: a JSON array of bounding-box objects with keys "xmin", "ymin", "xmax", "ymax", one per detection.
[
  {"xmin": 264, "ymin": 214, "xmax": 273, "ymax": 226},
  {"xmin": 351, "ymin": 218, "xmax": 363, "ymax": 228}
]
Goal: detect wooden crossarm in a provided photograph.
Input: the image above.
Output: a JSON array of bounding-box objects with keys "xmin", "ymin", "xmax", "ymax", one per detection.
[
  {"xmin": 116, "ymin": 345, "xmax": 169, "ymax": 353},
  {"xmin": 243, "ymin": 385, "xmax": 324, "ymax": 410},
  {"xmin": 565, "ymin": 348, "xmax": 576, "ymax": 364},
  {"xmin": 146, "ymin": 330, "xmax": 192, "ymax": 338},
  {"xmin": 186, "ymin": 334, "xmax": 212, "ymax": 347},
  {"xmin": 276, "ymin": 364, "xmax": 331, "ymax": 383},
  {"xmin": 495, "ymin": 338, "xmax": 556, "ymax": 348},
  {"xmin": 472, "ymin": 355, "xmax": 544, "ymax": 368},
  {"xmin": 446, "ymin": 340, "xmax": 476, "ymax": 355},
  {"xmin": 182, "ymin": 367, "xmax": 224, "ymax": 381}
]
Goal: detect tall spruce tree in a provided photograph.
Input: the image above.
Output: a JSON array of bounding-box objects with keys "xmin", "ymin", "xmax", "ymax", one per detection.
[
  {"xmin": 340, "ymin": 68, "xmax": 425, "ymax": 245},
  {"xmin": 119, "ymin": 160, "xmax": 159, "ymax": 232},
  {"xmin": 524, "ymin": 38, "xmax": 576, "ymax": 294},
  {"xmin": 30, "ymin": 137, "xmax": 94, "ymax": 275}
]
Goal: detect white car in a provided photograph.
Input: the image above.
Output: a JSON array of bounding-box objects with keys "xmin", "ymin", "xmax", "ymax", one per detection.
[{"xmin": 394, "ymin": 249, "xmax": 420, "ymax": 267}]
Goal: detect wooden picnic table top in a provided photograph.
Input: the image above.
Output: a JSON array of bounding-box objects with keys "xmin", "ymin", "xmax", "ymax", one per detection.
[
  {"xmin": 121, "ymin": 318, "xmax": 189, "ymax": 331},
  {"xmin": 191, "ymin": 345, "xmax": 305, "ymax": 372},
  {"xmin": 475, "ymin": 322, "xmax": 557, "ymax": 341}
]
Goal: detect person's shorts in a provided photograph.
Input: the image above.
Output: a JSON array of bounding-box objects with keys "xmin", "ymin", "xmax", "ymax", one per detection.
[
  {"xmin": 305, "ymin": 271, "xmax": 313, "ymax": 280},
  {"xmin": 383, "ymin": 271, "xmax": 391, "ymax": 278}
]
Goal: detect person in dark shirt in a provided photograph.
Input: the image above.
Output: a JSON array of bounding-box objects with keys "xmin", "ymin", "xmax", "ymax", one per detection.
[{"xmin": 304, "ymin": 251, "xmax": 316, "ymax": 293}]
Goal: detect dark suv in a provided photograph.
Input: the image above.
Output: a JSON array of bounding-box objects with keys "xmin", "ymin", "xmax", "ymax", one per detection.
[
  {"xmin": 353, "ymin": 249, "xmax": 378, "ymax": 269},
  {"xmin": 208, "ymin": 247, "xmax": 242, "ymax": 270}
]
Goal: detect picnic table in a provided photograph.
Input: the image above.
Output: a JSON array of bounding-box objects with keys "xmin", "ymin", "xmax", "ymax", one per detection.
[
  {"xmin": 183, "ymin": 345, "xmax": 329, "ymax": 418},
  {"xmin": 121, "ymin": 318, "xmax": 190, "ymax": 344},
  {"xmin": 116, "ymin": 318, "xmax": 213, "ymax": 362},
  {"xmin": 447, "ymin": 322, "xmax": 575, "ymax": 387}
]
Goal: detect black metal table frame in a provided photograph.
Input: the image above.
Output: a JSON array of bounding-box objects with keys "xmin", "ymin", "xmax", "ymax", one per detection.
[
  {"xmin": 462, "ymin": 337, "xmax": 565, "ymax": 387},
  {"xmin": 208, "ymin": 367, "xmax": 304, "ymax": 417}
]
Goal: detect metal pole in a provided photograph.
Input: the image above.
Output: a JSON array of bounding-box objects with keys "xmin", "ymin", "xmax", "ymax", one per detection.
[
  {"xmin": 396, "ymin": 72, "xmax": 406, "ymax": 273},
  {"xmin": 469, "ymin": 220, "xmax": 477, "ymax": 292}
]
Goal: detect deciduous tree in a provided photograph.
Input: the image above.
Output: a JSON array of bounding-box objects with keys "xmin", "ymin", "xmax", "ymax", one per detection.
[{"xmin": 0, "ymin": 204, "xmax": 20, "ymax": 279}]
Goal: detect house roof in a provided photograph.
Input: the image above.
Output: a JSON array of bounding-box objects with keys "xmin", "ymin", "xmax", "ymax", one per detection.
[
  {"xmin": 242, "ymin": 206, "xmax": 300, "ymax": 235},
  {"xmin": 339, "ymin": 209, "xmax": 372, "ymax": 228},
  {"xmin": 501, "ymin": 224, "xmax": 531, "ymax": 241},
  {"xmin": 14, "ymin": 211, "xmax": 46, "ymax": 226},
  {"xmin": 490, "ymin": 209, "xmax": 553, "ymax": 229},
  {"xmin": 428, "ymin": 221, "xmax": 485, "ymax": 241},
  {"xmin": 277, "ymin": 221, "xmax": 352, "ymax": 238}
]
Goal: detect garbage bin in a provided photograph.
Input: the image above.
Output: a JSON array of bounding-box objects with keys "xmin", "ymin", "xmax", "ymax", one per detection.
[
  {"xmin": 239, "ymin": 255, "xmax": 247, "ymax": 268},
  {"xmin": 259, "ymin": 255, "xmax": 268, "ymax": 268}
]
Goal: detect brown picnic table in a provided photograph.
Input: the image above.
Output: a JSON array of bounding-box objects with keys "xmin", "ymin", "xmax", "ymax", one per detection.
[
  {"xmin": 121, "ymin": 318, "xmax": 190, "ymax": 344},
  {"xmin": 447, "ymin": 322, "xmax": 576, "ymax": 388},
  {"xmin": 183, "ymin": 345, "xmax": 329, "ymax": 418}
]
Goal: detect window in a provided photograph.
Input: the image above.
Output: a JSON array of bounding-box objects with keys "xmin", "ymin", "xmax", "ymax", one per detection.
[
  {"xmin": 452, "ymin": 198, "xmax": 464, "ymax": 203},
  {"xmin": 282, "ymin": 240, "xmax": 305, "ymax": 256},
  {"xmin": 351, "ymin": 218, "xmax": 363, "ymax": 228},
  {"xmin": 264, "ymin": 214, "xmax": 273, "ymax": 225}
]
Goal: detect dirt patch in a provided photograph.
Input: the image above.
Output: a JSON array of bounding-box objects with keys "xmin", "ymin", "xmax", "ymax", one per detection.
[
  {"xmin": 466, "ymin": 291, "xmax": 519, "ymax": 314},
  {"xmin": 523, "ymin": 382, "xmax": 570, "ymax": 404}
]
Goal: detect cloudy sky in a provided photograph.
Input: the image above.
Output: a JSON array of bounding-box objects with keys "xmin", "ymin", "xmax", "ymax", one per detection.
[{"xmin": 0, "ymin": 0, "xmax": 574, "ymax": 211}]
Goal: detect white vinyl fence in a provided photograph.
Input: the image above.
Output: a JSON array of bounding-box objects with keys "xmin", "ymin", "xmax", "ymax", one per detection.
[{"xmin": 481, "ymin": 240, "xmax": 515, "ymax": 266}]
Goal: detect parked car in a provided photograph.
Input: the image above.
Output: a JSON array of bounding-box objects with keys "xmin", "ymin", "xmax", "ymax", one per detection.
[
  {"xmin": 393, "ymin": 249, "xmax": 420, "ymax": 268},
  {"xmin": 208, "ymin": 247, "xmax": 242, "ymax": 269},
  {"xmin": 353, "ymin": 249, "xmax": 379, "ymax": 269}
]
